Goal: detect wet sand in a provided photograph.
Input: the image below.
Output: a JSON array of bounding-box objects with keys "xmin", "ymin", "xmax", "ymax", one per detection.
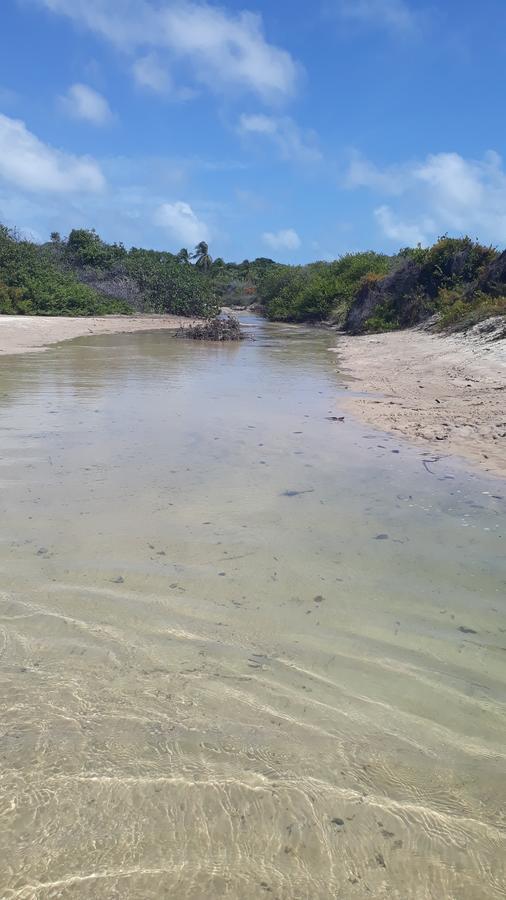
[
  {"xmin": 336, "ymin": 327, "xmax": 506, "ymax": 478},
  {"xmin": 0, "ymin": 314, "xmax": 201, "ymax": 356}
]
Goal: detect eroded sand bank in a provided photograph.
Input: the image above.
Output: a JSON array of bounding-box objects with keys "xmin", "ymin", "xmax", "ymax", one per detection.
[
  {"xmin": 336, "ymin": 327, "xmax": 506, "ymax": 477},
  {"xmin": 0, "ymin": 314, "xmax": 200, "ymax": 356}
]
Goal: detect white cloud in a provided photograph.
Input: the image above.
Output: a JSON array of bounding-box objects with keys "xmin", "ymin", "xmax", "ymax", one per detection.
[
  {"xmin": 0, "ymin": 113, "xmax": 105, "ymax": 193},
  {"xmin": 262, "ymin": 228, "xmax": 301, "ymax": 250},
  {"xmin": 348, "ymin": 149, "xmax": 506, "ymax": 245},
  {"xmin": 374, "ymin": 206, "xmax": 433, "ymax": 246},
  {"xmin": 133, "ymin": 54, "xmax": 171, "ymax": 93},
  {"xmin": 35, "ymin": 1, "xmax": 299, "ymax": 102},
  {"xmin": 60, "ymin": 83, "xmax": 112, "ymax": 125},
  {"xmin": 413, "ymin": 152, "xmax": 501, "ymax": 230},
  {"xmin": 154, "ymin": 200, "xmax": 209, "ymax": 246},
  {"xmin": 334, "ymin": 0, "xmax": 416, "ymax": 33},
  {"xmin": 239, "ymin": 114, "xmax": 321, "ymax": 164},
  {"xmin": 132, "ymin": 53, "xmax": 197, "ymax": 100},
  {"xmin": 345, "ymin": 151, "xmax": 408, "ymax": 194}
]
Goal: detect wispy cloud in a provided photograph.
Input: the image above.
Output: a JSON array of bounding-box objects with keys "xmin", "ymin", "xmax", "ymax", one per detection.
[
  {"xmin": 132, "ymin": 53, "xmax": 171, "ymax": 93},
  {"xmin": 35, "ymin": 0, "xmax": 300, "ymax": 102},
  {"xmin": 132, "ymin": 53, "xmax": 197, "ymax": 100},
  {"xmin": 262, "ymin": 228, "xmax": 301, "ymax": 250},
  {"xmin": 347, "ymin": 149, "xmax": 506, "ymax": 245},
  {"xmin": 332, "ymin": 0, "xmax": 417, "ymax": 33},
  {"xmin": 374, "ymin": 205, "xmax": 434, "ymax": 245},
  {"xmin": 238, "ymin": 114, "xmax": 321, "ymax": 164},
  {"xmin": 60, "ymin": 83, "xmax": 113, "ymax": 125},
  {"xmin": 0, "ymin": 113, "xmax": 105, "ymax": 193},
  {"xmin": 154, "ymin": 200, "xmax": 209, "ymax": 246}
]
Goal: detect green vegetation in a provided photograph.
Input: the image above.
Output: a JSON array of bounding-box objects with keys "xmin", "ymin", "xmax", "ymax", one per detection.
[
  {"xmin": 0, "ymin": 225, "xmax": 219, "ymax": 318},
  {"xmin": 437, "ymin": 289, "xmax": 506, "ymax": 331},
  {"xmin": 350, "ymin": 236, "xmax": 499, "ymax": 334},
  {"xmin": 0, "ymin": 225, "xmax": 131, "ymax": 315},
  {"xmin": 125, "ymin": 248, "xmax": 218, "ymax": 317},
  {"xmin": 207, "ymin": 256, "xmax": 278, "ymax": 306},
  {"xmin": 256, "ymin": 252, "xmax": 391, "ymax": 323},
  {"xmin": 1, "ymin": 223, "xmax": 504, "ymax": 335}
]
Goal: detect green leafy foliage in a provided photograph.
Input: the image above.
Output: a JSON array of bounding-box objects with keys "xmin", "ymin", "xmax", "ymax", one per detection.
[
  {"xmin": 0, "ymin": 225, "xmax": 131, "ymax": 316},
  {"xmin": 126, "ymin": 248, "xmax": 219, "ymax": 317},
  {"xmin": 65, "ymin": 228, "xmax": 127, "ymax": 269},
  {"xmin": 257, "ymin": 252, "xmax": 391, "ymax": 323},
  {"xmin": 209, "ymin": 256, "xmax": 279, "ymax": 306},
  {"xmin": 0, "ymin": 224, "xmax": 219, "ymax": 318},
  {"xmin": 1, "ymin": 222, "xmax": 504, "ymax": 333},
  {"xmin": 418, "ymin": 236, "xmax": 496, "ymax": 295},
  {"xmin": 437, "ymin": 288, "xmax": 506, "ymax": 331}
]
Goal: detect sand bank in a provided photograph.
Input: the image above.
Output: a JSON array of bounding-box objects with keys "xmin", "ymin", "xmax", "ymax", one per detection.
[
  {"xmin": 0, "ymin": 314, "xmax": 200, "ymax": 356},
  {"xmin": 336, "ymin": 326, "xmax": 506, "ymax": 478}
]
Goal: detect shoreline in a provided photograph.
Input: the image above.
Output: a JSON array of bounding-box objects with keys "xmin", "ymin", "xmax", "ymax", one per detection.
[
  {"xmin": 335, "ymin": 328, "xmax": 506, "ymax": 478},
  {"xmin": 1, "ymin": 313, "xmax": 504, "ymax": 478},
  {"xmin": 0, "ymin": 314, "xmax": 201, "ymax": 357}
]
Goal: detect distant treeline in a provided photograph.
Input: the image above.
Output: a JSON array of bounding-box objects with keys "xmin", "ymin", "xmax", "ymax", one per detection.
[{"xmin": 1, "ymin": 223, "xmax": 505, "ymax": 333}]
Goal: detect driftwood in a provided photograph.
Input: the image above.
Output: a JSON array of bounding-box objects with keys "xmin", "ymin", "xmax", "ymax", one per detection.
[{"xmin": 177, "ymin": 315, "xmax": 246, "ymax": 341}]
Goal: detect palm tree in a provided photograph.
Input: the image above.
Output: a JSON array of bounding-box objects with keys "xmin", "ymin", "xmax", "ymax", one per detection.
[
  {"xmin": 176, "ymin": 247, "xmax": 190, "ymax": 264},
  {"xmin": 192, "ymin": 241, "xmax": 212, "ymax": 272}
]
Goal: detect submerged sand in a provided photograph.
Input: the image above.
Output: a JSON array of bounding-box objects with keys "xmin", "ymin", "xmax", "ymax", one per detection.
[
  {"xmin": 0, "ymin": 314, "xmax": 200, "ymax": 356},
  {"xmin": 336, "ymin": 326, "xmax": 506, "ymax": 478},
  {"xmin": 1, "ymin": 321, "xmax": 504, "ymax": 899}
]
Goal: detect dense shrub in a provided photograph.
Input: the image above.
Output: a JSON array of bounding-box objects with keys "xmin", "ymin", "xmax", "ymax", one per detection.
[
  {"xmin": 0, "ymin": 225, "xmax": 219, "ymax": 318},
  {"xmin": 437, "ymin": 288, "xmax": 506, "ymax": 331},
  {"xmin": 126, "ymin": 249, "xmax": 219, "ymax": 318},
  {"xmin": 0, "ymin": 226, "xmax": 131, "ymax": 315},
  {"xmin": 257, "ymin": 252, "xmax": 391, "ymax": 323},
  {"xmin": 419, "ymin": 236, "xmax": 496, "ymax": 295},
  {"xmin": 66, "ymin": 228, "xmax": 127, "ymax": 269}
]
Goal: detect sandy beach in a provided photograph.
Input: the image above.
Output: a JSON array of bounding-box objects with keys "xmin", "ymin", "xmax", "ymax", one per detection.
[
  {"xmin": 0, "ymin": 314, "xmax": 201, "ymax": 356},
  {"xmin": 336, "ymin": 326, "xmax": 506, "ymax": 478}
]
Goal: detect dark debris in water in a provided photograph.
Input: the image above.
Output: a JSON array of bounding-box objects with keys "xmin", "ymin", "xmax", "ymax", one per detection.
[
  {"xmin": 281, "ymin": 489, "xmax": 314, "ymax": 497},
  {"xmin": 458, "ymin": 625, "xmax": 478, "ymax": 635},
  {"xmin": 177, "ymin": 316, "xmax": 247, "ymax": 341}
]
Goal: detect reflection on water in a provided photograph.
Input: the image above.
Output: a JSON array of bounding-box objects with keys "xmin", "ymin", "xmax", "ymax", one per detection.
[{"xmin": 0, "ymin": 316, "xmax": 504, "ymax": 899}]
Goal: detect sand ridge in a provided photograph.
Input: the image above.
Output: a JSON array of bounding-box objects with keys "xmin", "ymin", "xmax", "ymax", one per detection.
[{"xmin": 336, "ymin": 327, "xmax": 506, "ymax": 478}]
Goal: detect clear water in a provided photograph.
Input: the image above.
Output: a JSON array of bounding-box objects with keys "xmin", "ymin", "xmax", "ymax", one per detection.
[{"xmin": 0, "ymin": 316, "xmax": 505, "ymax": 899}]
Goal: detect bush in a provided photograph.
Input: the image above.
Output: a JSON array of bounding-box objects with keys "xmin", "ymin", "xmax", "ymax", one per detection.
[
  {"xmin": 258, "ymin": 252, "xmax": 391, "ymax": 323},
  {"xmin": 0, "ymin": 223, "xmax": 219, "ymax": 319},
  {"xmin": 0, "ymin": 225, "xmax": 131, "ymax": 316},
  {"xmin": 126, "ymin": 249, "xmax": 219, "ymax": 318},
  {"xmin": 66, "ymin": 228, "xmax": 127, "ymax": 269},
  {"xmin": 419, "ymin": 236, "xmax": 496, "ymax": 296},
  {"xmin": 437, "ymin": 288, "xmax": 506, "ymax": 330}
]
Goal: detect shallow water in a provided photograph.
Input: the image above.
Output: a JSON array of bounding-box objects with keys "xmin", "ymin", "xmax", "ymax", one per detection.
[{"xmin": 0, "ymin": 316, "xmax": 505, "ymax": 899}]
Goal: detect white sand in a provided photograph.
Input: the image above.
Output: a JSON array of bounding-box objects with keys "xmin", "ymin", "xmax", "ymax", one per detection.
[
  {"xmin": 0, "ymin": 314, "xmax": 200, "ymax": 356},
  {"xmin": 336, "ymin": 327, "xmax": 506, "ymax": 478}
]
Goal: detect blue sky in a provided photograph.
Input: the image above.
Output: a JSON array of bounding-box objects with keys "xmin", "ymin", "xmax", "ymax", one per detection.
[{"xmin": 1, "ymin": 0, "xmax": 506, "ymax": 262}]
